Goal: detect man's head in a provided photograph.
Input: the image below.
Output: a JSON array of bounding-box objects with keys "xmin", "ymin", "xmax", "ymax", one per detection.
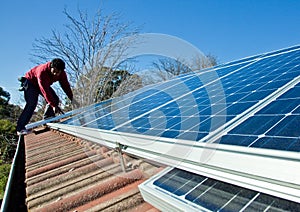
[{"xmin": 50, "ymin": 58, "xmax": 65, "ymax": 76}]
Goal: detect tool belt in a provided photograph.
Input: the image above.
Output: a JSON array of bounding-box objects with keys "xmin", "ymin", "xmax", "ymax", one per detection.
[{"xmin": 18, "ymin": 77, "xmax": 28, "ymax": 91}]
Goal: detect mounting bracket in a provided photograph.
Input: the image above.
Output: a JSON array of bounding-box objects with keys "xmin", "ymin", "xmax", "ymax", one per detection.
[{"xmin": 115, "ymin": 142, "xmax": 128, "ymax": 173}]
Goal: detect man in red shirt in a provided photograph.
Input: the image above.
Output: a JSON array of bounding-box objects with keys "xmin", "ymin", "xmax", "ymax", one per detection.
[{"xmin": 17, "ymin": 58, "xmax": 77, "ymax": 135}]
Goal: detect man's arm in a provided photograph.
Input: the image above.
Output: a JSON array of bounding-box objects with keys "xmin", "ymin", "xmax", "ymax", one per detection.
[
  {"xmin": 59, "ymin": 72, "xmax": 80, "ymax": 108},
  {"xmin": 59, "ymin": 71, "xmax": 73, "ymax": 101}
]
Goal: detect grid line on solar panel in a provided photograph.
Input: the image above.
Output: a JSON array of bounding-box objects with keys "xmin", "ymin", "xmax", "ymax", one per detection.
[{"xmin": 61, "ymin": 46, "xmax": 300, "ymax": 146}]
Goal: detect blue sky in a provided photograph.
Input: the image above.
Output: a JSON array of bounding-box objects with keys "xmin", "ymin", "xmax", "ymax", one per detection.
[{"xmin": 1, "ymin": 0, "xmax": 300, "ymax": 105}]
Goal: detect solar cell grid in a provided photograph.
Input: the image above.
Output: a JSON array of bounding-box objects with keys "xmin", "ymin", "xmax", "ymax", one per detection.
[
  {"xmin": 61, "ymin": 45, "xmax": 300, "ymax": 148},
  {"xmin": 151, "ymin": 168, "xmax": 300, "ymax": 211},
  {"xmin": 220, "ymin": 81, "xmax": 300, "ymax": 151}
]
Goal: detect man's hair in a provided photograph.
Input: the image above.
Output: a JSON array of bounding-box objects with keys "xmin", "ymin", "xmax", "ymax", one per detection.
[{"xmin": 51, "ymin": 58, "xmax": 65, "ymax": 70}]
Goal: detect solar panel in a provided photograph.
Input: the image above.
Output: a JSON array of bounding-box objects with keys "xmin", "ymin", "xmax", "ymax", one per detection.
[
  {"xmin": 47, "ymin": 45, "xmax": 300, "ymax": 210},
  {"xmin": 140, "ymin": 167, "xmax": 300, "ymax": 211},
  {"xmin": 61, "ymin": 45, "xmax": 300, "ymax": 151},
  {"xmin": 220, "ymin": 82, "xmax": 300, "ymax": 151}
]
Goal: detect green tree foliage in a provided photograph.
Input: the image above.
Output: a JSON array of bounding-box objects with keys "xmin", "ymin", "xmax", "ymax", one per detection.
[
  {"xmin": 0, "ymin": 89, "xmax": 19, "ymax": 161},
  {"xmin": 0, "ymin": 164, "xmax": 11, "ymax": 199},
  {"xmin": 0, "ymin": 119, "xmax": 17, "ymax": 162},
  {"xmin": 0, "ymin": 87, "xmax": 20, "ymax": 201},
  {"xmin": 0, "ymin": 87, "xmax": 10, "ymax": 105}
]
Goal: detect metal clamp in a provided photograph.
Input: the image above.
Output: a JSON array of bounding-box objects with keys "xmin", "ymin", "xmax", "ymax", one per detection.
[{"xmin": 115, "ymin": 142, "xmax": 128, "ymax": 173}]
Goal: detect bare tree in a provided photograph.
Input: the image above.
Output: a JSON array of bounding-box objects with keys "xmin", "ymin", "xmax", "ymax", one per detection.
[
  {"xmin": 192, "ymin": 53, "xmax": 218, "ymax": 70},
  {"xmin": 31, "ymin": 7, "xmax": 140, "ymax": 107},
  {"xmin": 153, "ymin": 58, "xmax": 191, "ymax": 76},
  {"xmin": 109, "ymin": 53, "xmax": 219, "ymax": 98},
  {"xmin": 152, "ymin": 54, "xmax": 218, "ymax": 81}
]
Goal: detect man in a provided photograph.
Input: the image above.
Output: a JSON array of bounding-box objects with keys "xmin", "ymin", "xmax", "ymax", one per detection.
[{"xmin": 16, "ymin": 58, "xmax": 77, "ymax": 135}]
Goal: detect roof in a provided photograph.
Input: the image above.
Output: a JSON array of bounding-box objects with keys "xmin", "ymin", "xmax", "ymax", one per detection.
[{"xmin": 23, "ymin": 127, "xmax": 162, "ymax": 211}]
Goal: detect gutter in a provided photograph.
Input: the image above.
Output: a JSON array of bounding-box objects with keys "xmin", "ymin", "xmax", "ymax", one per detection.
[{"xmin": 0, "ymin": 135, "xmax": 26, "ymax": 212}]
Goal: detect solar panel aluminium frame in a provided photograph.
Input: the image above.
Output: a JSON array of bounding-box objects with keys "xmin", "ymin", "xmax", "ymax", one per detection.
[{"xmin": 48, "ymin": 121, "xmax": 300, "ymax": 203}]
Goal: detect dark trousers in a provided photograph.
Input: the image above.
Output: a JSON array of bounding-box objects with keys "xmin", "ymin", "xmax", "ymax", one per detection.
[{"xmin": 16, "ymin": 80, "xmax": 59, "ymax": 131}]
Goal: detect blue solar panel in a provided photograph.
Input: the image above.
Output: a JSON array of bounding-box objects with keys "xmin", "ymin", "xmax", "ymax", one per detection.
[
  {"xmin": 151, "ymin": 168, "xmax": 300, "ymax": 211},
  {"xmin": 220, "ymin": 82, "xmax": 300, "ymax": 152},
  {"xmin": 62, "ymin": 45, "xmax": 300, "ymax": 152}
]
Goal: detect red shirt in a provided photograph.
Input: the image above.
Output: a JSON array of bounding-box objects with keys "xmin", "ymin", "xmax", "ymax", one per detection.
[{"xmin": 25, "ymin": 62, "xmax": 73, "ymax": 107}]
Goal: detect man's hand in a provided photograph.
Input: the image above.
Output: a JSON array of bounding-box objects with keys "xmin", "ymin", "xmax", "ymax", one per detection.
[{"xmin": 54, "ymin": 106, "xmax": 64, "ymax": 115}]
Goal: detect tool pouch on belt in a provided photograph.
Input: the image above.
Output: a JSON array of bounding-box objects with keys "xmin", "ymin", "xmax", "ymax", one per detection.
[{"xmin": 18, "ymin": 77, "xmax": 28, "ymax": 91}]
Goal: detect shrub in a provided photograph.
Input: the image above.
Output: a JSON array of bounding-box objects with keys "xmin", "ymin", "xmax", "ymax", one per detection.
[{"xmin": 0, "ymin": 164, "xmax": 11, "ymax": 199}]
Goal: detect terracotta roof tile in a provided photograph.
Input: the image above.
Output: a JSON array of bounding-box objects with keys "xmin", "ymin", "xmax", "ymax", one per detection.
[{"xmin": 24, "ymin": 128, "xmax": 161, "ymax": 211}]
